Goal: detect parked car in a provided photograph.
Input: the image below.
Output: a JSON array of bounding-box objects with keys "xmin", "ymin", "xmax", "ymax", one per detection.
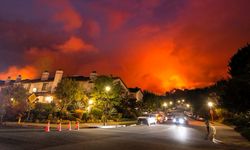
[
  {"xmin": 165, "ymin": 114, "xmax": 174, "ymax": 121},
  {"xmin": 138, "ymin": 114, "xmax": 157, "ymax": 125},
  {"xmin": 156, "ymin": 113, "xmax": 165, "ymax": 123},
  {"xmin": 196, "ymin": 116, "xmax": 205, "ymax": 121}
]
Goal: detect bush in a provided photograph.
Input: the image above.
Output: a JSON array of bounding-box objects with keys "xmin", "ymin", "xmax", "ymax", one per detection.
[
  {"xmin": 91, "ymin": 108, "xmax": 103, "ymax": 120},
  {"xmin": 74, "ymin": 109, "xmax": 84, "ymax": 119},
  {"xmin": 240, "ymin": 127, "xmax": 250, "ymax": 141},
  {"xmin": 32, "ymin": 103, "xmax": 54, "ymax": 121}
]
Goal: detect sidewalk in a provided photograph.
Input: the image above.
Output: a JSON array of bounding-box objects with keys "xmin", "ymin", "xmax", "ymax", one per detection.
[
  {"xmin": 1, "ymin": 121, "xmax": 137, "ymax": 129},
  {"xmin": 212, "ymin": 123, "xmax": 250, "ymax": 147},
  {"xmin": 189, "ymin": 120, "xmax": 250, "ymax": 147}
]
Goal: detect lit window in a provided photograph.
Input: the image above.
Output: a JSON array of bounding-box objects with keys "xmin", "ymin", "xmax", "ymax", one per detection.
[
  {"xmin": 45, "ymin": 96, "xmax": 53, "ymax": 103},
  {"xmin": 32, "ymin": 88, "xmax": 37, "ymax": 92}
]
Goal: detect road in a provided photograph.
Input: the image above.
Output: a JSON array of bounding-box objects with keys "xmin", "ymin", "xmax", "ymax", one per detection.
[{"xmin": 0, "ymin": 122, "xmax": 249, "ymax": 150}]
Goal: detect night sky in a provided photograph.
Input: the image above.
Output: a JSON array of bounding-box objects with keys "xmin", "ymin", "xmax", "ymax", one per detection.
[{"xmin": 0, "ymin": 0, "xmax": 250, "ymax": 93}]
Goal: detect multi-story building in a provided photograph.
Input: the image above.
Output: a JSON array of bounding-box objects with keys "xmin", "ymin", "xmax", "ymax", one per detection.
[{"xmin": 0, "ymin": 70, "xmax": 143, "ymax": 103}]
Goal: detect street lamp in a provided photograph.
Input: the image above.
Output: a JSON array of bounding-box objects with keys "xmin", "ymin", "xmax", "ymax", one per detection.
[
  {"xmin": 208, "ymin": 102, "xmax": 213, "ymax": 108},
  {"xmin": 186, "ymin": 104, "xmax": 190, "ymax": 108},
  {"xmin": 163, "ymin": 102, "xmax": 168, "ymax": 112},
  {"xmin": 207, "ymin": 101, "xmax": 214, "ymax": 122},
  {"xmin": 177, "ymin": 100, "xmax": 181, "ymax": 103},
  {"xmin": 169, "ymin": 101, "xmax": 173, "ymax": 105},
  {"xmin": 105, "ymin": 86, "xmax": 111, "ymax": 92},
  {"xmin": 104, "ymin": 86, "xmax": 111, "ymax": 126},
  {"xmin": 163, "ymin": 102, "xmax": 168, "ymax": 107},
  {"xmin": 88, "ymin": 99, "xmax": 94, "ymax": 105},
  {"xmin": 87, "ymin": 99, "xmax": 94, "ymax": 113},
  {"xmin": 182, "ymin": 99, "xmax": 185, "ymax": 103}
]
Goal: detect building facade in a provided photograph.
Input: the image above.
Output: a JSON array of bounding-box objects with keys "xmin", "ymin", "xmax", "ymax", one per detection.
[{"xmin": 0, "ymin": 70, "xmax": 143, "ymax": 103}]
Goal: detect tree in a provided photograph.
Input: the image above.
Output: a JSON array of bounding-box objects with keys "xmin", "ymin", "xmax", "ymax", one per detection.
[
  {"xmin": 0, "ymin": 94, "xmax": 7, "ymax": 123},
  {"xmin": 218, "ymin": 44, "xmax": 250, "ymax": 113},
  {"xmin": 228, "ymin": 43, "xmax": 250, "ymax": 79},
  {"xmin": 142, "ymin": 90, "xmax": 163, "ymax": 112},
  {"xmin": 0, "ymin": 84, "xmax": 28, "ymax": 123},
  {"xmin": 91, "ymin": 75, "xmax": 124, "ymax": 125},
  {"xmin": 55, "ymin": 78, "xmax": 87, "ymax": 119}
]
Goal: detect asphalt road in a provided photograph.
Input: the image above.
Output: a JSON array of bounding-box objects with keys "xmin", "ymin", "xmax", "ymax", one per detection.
[{"xmin": 0, "ymin": 123, "xmax": 248, "ymax": 150}]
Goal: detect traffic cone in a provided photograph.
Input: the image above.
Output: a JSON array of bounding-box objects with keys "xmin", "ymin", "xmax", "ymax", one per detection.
[
  {"xmin": 57, "ymin": 122, "xmax": 62, "ymax": 132},
  {"xmin": 75, "ymin": 121, "xmax": 79, "ymax": 130},
  {"xmin": 45, "ymin": 121, "xmax": 50, "ymax": 132},
  {"xmin": 68, "ymin": 121, "xmax": 72, "ymax": 131}
]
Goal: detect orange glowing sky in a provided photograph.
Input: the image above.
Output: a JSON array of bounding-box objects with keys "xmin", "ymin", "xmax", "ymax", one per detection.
[{"xmin": 0, "ymin": 0, "xmax": 250, "ymax": 93}]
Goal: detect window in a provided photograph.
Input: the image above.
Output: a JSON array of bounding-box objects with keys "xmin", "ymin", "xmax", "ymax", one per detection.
[{"xmin": 42, "ymin": 83, "xmax": 48, "ymax": 91}]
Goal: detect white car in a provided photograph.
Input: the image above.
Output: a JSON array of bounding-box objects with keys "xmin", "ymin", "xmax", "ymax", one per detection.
[
  {"xmin": 138, "ymin": 114, "xmax": 157, "ymax": 125},
  {"xmin": 173, "ymin": 116, "xmax": 188, "ymax": 125}
]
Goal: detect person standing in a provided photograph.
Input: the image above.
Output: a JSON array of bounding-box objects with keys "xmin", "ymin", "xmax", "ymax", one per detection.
[{"xmin": 204, "ymin": 115, "xmax": 210, "ymax": 140}]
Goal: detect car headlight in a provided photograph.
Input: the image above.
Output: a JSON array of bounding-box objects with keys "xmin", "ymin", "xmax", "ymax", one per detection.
[{"xmin": 179, "ymin": 118, "xmax": 184, "ymax": 124}]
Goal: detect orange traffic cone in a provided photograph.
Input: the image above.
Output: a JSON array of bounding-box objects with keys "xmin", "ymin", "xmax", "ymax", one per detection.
[
  {"xmin": 75, "ymin": 121, "xmax": 79, "ymax": 130},
  {"xmin": 57, "ymin": 122, "xmax": 62, "ymax": 132},
  {"xmin": 68, "ymin": 121, "xmax": 72, "ymax": 131},
  {"xmin": 45, "ymin": 121, "xmax": 50, "ymax": 132}
]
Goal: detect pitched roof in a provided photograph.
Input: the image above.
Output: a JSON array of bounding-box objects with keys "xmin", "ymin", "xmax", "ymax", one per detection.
[
  {"xmin": 0, "ymin": 80, "xmax": 5, "ymax": 86},
  {"xmin": 21, "ymin": 78, "xmax": 54, "ymax": 83},
  {"xmin": 128, "ymin": 87, "xmax": 142, "ymax": 93},
  {"xmin": 66, "ymin": 76, "xmax": 90, "ymax": 81},
  {"xmin": 19, "ymin": 76, "xmax": 90, "ymax": 84}
]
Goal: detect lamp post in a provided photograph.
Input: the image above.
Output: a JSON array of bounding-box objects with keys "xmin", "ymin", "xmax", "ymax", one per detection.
[
  {"xmin": 207, "ymin": 102, "xmax": 214, "ymax": 122},
  {"xmin": 104, "ymin": 86, "xmax": 111, "ymax": 126},
  {"xmin": 105, "ymin": 86, "xmax": 111, "ymax": 92},
  {"xmin": 88, "ymin": 99, "xmax": 94, "ymax": 113},
  {"xmin": 88, "ymin": 99, "xmax": 94, "ymax": 105},
  {"xmin": 163, "ymin": 102, "xmax": 168, "ymax": 112}
]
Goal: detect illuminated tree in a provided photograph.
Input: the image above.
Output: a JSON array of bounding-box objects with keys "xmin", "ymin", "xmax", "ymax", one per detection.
[
  {"xmin": 55, "ymin": 78, "xmax": 87, "ymax": 119},
  {"xmin": 0, "ymin": 94, "xmax": 6, "ymax": 123},
  {"xmin": 1, "ymin": 85, "xmax": 28, "ymax": 123},
  {"xmin": 91, "ymin": 75, "xmax": 124, "ymax": 125}
]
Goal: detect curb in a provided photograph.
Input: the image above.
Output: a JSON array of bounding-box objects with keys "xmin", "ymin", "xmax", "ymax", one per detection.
[{"xmin": 128, "ymin": 124, "xmax": 137, "ymax": 127}]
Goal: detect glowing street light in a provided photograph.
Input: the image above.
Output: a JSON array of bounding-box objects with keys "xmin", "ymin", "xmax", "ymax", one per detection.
[
  {"xmin": 186, "ymin": 104, "xmax": 190, "ymax": 108},
  {"xmin": 169, "ymin": 101, "xmax": 173, "ymax": 105},
  {"xmin": 104, "ymin": 86, "xmax": 111, "ymax": 126},
  {"xmin": 10, "ymin": 98, "xmax": 14, "ymax": 101},
  {"xmin": 177, "ymin": 100, "xmax": 181, "ymax": 103},
  {"xmin": 163, "ymin": 102, "xmax": 168, "ymax": 107},
  {"xmin": 182, "ymin": 99, "xmax": 185, "ymax": 103},
  {"xmin": 207, "ymin": 101, "xmax": 214, "ymax": 122},
  {"xmin": 208, "ymin": 102, "xmax": 213, "ymax": 108},
  {"xmin": 88, "ymin": 99, "xmax": 94, "ymax": 105},
  {"xmin": 105, "ymin": 86, "xmax": 111, "ymax": 92}
]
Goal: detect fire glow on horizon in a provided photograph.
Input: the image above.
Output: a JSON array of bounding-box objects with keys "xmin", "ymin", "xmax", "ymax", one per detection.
[{"xmin": 0, "ymin": 0, "xmax": 250, "ymax": 93}]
